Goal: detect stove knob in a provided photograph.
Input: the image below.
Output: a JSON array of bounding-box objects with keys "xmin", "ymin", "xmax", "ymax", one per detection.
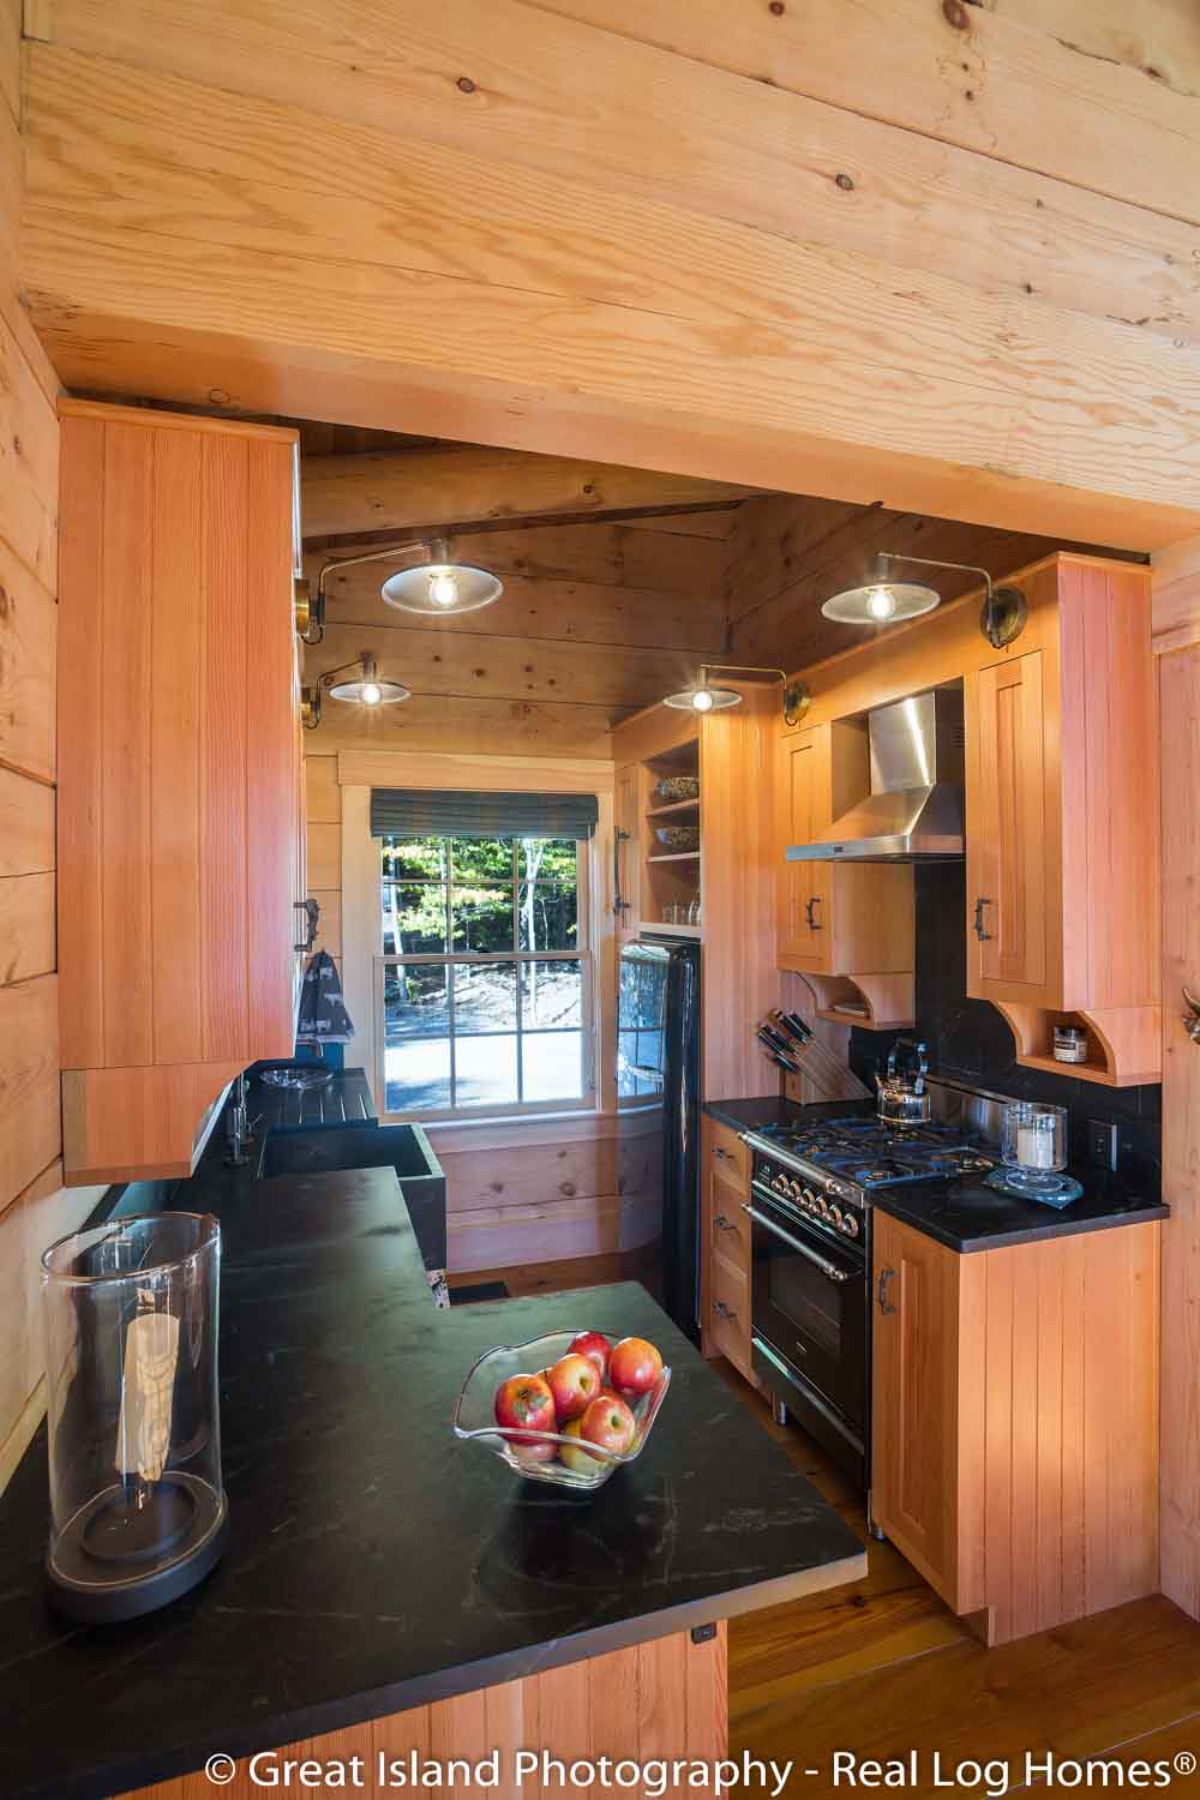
[
  {"xmin": 773, "ymin": 1173, "xmax": 788, "ymax": 1192},
  {"xmin": 840, "ymin": 1212, "xmax": 860, "ymax": 1238},
  {"xmin": 816, "ymin": 1196, "xmax": 831, "ymax": 1218},
  {"xmin": 829, "ymin": 1204, "xmax": 843, "ymax": 1227},
  {"xmin": 800, "ymin": 1186, "xmax": 816, "ymax": 1210}
]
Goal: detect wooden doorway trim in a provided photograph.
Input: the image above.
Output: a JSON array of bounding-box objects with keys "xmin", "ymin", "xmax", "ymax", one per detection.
[{"xmin": 1154, "ymin": 536, "xmax": 1200, "ymax": 1620}]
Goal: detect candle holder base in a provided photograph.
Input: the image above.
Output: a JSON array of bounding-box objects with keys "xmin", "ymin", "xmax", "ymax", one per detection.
[{"xmin": 984, "ymin": 1168, "xmax": 1084, "ymax": 1209}]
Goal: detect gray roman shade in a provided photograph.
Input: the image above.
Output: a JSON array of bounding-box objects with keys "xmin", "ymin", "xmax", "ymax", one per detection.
[{"xmin": 370, "ymin": 788, "xmax": 598, "ymax": 840}]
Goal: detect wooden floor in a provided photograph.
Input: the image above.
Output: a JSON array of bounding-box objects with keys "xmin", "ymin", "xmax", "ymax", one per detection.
[{"xmin": 462, "ymin": 1253, "xmax": 1200, "ymax": 1795}]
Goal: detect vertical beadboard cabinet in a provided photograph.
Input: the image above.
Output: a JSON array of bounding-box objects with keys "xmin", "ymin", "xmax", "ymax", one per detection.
[{"xmin": 57, "ymin": 402, "xmax": 305, "ymax": 1183}]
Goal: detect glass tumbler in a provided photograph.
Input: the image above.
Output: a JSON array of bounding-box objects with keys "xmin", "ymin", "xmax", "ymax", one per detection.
[
  {"xmin": 40, "ymin": 1213, "xmax": 228, "ymax": 1621},
  {"xmin": 1000, "ymin": 1101, "xmax": 1069, "ymax": 1196}
]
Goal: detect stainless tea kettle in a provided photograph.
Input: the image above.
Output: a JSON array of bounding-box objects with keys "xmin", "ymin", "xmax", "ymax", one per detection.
[{"xmin": 876, "ymin": 1038, "xmax": 931, "ymax": 1126}]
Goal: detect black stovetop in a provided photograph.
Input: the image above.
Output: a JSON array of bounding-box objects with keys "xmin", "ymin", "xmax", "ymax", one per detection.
[{"xmin": 748, "ymin": 1114, "xmax": 995, "ymax": 1190}]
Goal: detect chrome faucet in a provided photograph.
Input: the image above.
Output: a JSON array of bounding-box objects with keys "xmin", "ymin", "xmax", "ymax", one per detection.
[{"xmin": 224, "ymin": 1074, "xmax": 256, "ymax": 1167}]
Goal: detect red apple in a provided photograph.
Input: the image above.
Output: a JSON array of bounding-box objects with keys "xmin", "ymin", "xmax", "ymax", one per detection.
[
  {"xmin": 609, "ymin": 1337, "xmax": 664, "ymax": 1399},
  {"xmin": 558, "ymin": 1417, "xmax": 599, "ymax": 1473},
  {"xmin": 494, "ymin": 1372, "xmax": 556, "ymax": 1447},
  {"xmin": 511, "ymin": 1437, "xmax": 559, "ymax": 1466},
  {"xmin": 568, "ymin": 1330, "xmax": 613, "ymax": 1384},
  {"xmin": 579, "ymin": 1393, "xmax": 637, "ymax": 1458},
  {"xmin": 546, "ymin": 1352, "xmax": 601, "ymax": 1423}
]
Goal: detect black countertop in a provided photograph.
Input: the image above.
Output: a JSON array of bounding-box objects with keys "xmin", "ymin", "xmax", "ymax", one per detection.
[
  {"xmin": 0, "ymin": 1163, "xmax": 864, "ymax": 1800},
  {"xmin": 704, "ymin": 1096, "xmax": 1167, "ymax": 1252}
]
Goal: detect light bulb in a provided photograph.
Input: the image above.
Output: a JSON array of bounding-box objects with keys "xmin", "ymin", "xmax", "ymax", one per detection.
[
  {"xmin": 691, "ymin": 688, "xmax": 715, "ymax": 713},
  {"xmin": 866, "ymin": 585, "xmax": 898, "ymax": 621},
  {"xmin": 359, "ymin": 681, "xmax": 383, "ymax": 707},
  {"xmin": 429, "ymin": 569, "xmax": 459, "ymax": 608}
]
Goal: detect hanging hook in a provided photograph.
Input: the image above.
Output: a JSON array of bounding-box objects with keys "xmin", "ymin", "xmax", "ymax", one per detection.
[{"xmin": 1182, "ymin": 987, "xmax": 1200, "ymax": 1044}]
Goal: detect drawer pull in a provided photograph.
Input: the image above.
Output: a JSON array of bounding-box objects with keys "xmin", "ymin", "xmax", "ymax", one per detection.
[
  {"xmin": 713, "ymin": 1300, "xmax": 735, "ymax": 1321},
  {"xmin": 712, "ymin": 1145, "xmax": 732, "ymax": 1162},
  {"xmin": 713, "ymin": 1213, "xmax": 736, "ymax": 1232}
]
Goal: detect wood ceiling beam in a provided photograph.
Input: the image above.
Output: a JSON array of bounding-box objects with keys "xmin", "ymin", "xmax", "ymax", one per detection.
[
  {"xmin": 19, "ymin": 44, "xmax": 1200, "ymax": 550},
  {"xmin": 26, "ymin": 0, "xmax": 1200, "ymax": 347},
  {"xmin": 300, "ymin": 447, "xmax": 751, "ymax": 539},
  {"xmin": 540, "ymin": 0, "xmax": 1200, "ymax": 227}
]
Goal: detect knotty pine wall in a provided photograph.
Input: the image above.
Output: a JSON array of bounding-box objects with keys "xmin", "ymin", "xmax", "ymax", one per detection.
[
  {"xmin": 0, "ymin": 10, "xmax": 104, "ymax": 1490},
  {"xmin": 725, "ymin": 491, "xmax": 1135, "ymax": 676},
  {"xmin": 303, "ymin": 511, "xmax": 731, "ymax": 759}
]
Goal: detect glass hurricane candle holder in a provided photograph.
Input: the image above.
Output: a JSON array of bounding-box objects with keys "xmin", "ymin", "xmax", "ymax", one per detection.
[
  {"xmin": 40, "ymin": 1213, "xmax": 228, "ymax": 1622},
  {"xmin": 1000, "ymin": 1101, "xmax": 1069, "ymax": 1197}
]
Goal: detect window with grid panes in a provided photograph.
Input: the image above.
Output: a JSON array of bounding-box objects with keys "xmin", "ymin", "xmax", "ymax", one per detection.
[{"xmin": 378, "ymin": 835, "xmax": 591, "ymax": 1117}]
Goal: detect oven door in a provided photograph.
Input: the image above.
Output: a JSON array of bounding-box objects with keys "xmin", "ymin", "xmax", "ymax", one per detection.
[{"xmin": 745, "ymin": 1182, "xmax": 867, "ymax": 1451}]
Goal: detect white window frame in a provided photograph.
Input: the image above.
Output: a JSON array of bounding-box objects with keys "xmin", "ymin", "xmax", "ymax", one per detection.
[{"xmin": 374, "ymin": 834, "xmax": 596, "ymax": 1124}]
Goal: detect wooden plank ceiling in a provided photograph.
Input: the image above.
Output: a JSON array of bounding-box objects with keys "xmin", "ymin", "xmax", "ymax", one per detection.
[
  {"xmin": 299, "ymin": 436, "xmax": 738, "ymax": 755},
  {"xmin": 14, "ymin": 0, "xmax": 1200, "ymax": 550},
  {"xmin": 299, "ymin": 434, "xmax": 1128, "ymax": 754}
]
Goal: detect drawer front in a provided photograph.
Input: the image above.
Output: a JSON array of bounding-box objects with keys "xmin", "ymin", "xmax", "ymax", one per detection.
[
  {"xmin": 709, "ymin": 1195, "xmax": 752, "ymax": 1274},
  {"xmin": 705, "ymin": 1119, "xmax": 749, "ymax": 1185},
  {"xmin": 709, "ymin": 1251, "xmax": 753, "ymax": 1379}
]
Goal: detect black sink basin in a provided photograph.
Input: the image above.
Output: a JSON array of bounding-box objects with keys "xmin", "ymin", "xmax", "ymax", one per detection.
[{"xmin": 260, "ymin": 1122, "xmax": 446, "ymax": 1271}]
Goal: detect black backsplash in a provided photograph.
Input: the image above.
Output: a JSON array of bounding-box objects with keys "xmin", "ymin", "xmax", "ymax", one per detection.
[{"xmin": 847, "ymin": 863, "xmax": 1162, "ymax": 1193}]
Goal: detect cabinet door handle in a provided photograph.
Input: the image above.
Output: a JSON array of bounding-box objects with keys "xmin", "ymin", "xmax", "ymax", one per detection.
[
  {"xmin": 713, "ymin": 1213, "xmax": 736, "ymax": 1232},
  {"xmin": 613, "ymin": 827, "xmax": 631, "ymax": 917},
  {"xmin": 877, "ymin": 1268, "xmax": 898, "ymax": 1316},
  {"xmin": 294, "ymin": 897, "xmax": 320, "ymax": 953},
  {"xmin": 712, "ymin": 1145, "xmax": 732, "ymax": 1162},
  {"xmin": 804, "ymin": 895, "xmax": 823, "ymax": 931},
  {"xmin": 973, "ymin": 896, "xmax": 994, "ymax": 942},
  {"xmin": 713, "ymin": 1300, "xmax": 735, "ymax": 1321}
]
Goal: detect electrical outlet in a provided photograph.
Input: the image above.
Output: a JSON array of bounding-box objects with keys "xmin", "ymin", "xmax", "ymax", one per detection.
[{"xmin": 1087, "ymin": 1119, "xmax": 1118, "ymax": 1172}]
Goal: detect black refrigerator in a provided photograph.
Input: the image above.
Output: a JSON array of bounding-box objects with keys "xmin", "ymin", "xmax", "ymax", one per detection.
[{"xmin": 616, "ymin": 937, "xmax": 701, "ymax": 1343}]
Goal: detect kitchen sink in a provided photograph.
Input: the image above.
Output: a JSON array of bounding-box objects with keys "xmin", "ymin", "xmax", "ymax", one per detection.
[{"xmin": 259, "ymin": 1122, "xmax": 446, "ymax": 1271}]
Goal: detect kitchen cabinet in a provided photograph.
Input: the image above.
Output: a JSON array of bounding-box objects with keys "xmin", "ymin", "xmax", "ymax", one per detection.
[
  {"xmin": 965, "ymin": 557, "xmax": 1159, "ymax": 1084},
  {"xmin": 57, "ymin": 400, "xmax": 306, "ymax": 1184},
  {"xmin": 700, "ymin": 1116, "xmax": 755, "ymax": 1383},
  {"xmin": 778, "ymin": 724, "xmax": 914, "ymax": 1028},
  {"xmin": 611, "ymin": 693, "xmax": 779, "ymax": 1105},
  {"xmin": 870, "ymin": 1211, "xmax": 960, "ymax": 1603},
  {"xmin": 871, "ymin": 1210, "xmax": 1160, "ymax": 1646}
]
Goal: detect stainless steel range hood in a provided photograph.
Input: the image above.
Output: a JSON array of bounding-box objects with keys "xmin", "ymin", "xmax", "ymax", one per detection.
[{"xmin": 787, "ymin": 689, "xmax": 964, "ymax": 862}]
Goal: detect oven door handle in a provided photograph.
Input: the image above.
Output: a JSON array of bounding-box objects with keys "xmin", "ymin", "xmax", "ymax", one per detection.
[{"xmin": 742, "ymin": 1204, "xmax": 854, "ymax": 1283}]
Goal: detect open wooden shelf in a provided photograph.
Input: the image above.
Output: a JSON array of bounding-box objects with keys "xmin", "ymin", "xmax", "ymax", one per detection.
[
  {"xmin": 645, "ymin": 797, "xmax": 699, "ymax": 820},
  {"xmin": 795, "ymin": 971, "xmax": 916, "ymax": 1032},
  {"xmin": 640, "ymin": 920, "xmax": 701, "ymax": 940},
  {"xmin": 647, "ymin": 850, "xmax": 700, "ymax": 864},
  {"xmin": 992, "ymin": 1002, "xmax": 1162, "ymax": 1088}
]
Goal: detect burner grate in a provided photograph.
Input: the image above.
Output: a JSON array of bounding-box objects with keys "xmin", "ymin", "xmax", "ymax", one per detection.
[{"xmin": 755, "ymin": 1115, "xmax": 994, "ymax": 1190}]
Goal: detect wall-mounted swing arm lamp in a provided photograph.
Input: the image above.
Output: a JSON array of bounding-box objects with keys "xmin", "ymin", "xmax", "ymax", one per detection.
[
  {"xmin": 663, "ymin": 663, "xmax": 811, "ymax": 725},
  {"xmin": 301, "ymin": 652, "xmax": 411, "ymax": 731},
  {"xmin": 294, "ymin": 534, "xmax": 505, "ymax": 646},
  {"xmin": 821, "ymin": 551, "xmax": 1028, "ymax": 649}
]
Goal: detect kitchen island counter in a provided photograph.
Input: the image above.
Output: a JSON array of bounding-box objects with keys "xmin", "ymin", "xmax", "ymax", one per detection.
[{"xmin": 0, "ymin": 1162, "xmax": 864, "ymax": 1800}]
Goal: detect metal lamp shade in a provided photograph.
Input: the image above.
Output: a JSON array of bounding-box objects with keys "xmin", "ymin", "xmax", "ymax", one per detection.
[
  {"xmin": 662, "ymin": 685, "xmax": 742, "ymax": 713},
  {"xmin": 327, "ymin": 673, "xmax": 410, "ymax": 706},
  {"xmin": 821, "ymin": 580, "xmax": 941, "ymax": 626},
  {"xmin": 381, "ymin": 561, "xmax": 504, "ymax": 616}
]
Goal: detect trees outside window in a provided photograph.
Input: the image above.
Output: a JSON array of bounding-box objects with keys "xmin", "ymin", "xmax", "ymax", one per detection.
[{"xmin": 379, "ymin": 835, "xmax": 590, "ymax": 1117}]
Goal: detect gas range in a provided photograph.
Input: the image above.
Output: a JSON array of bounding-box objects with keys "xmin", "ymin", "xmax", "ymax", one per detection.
[
  {"xmin": 741, "ymin": 1114, "xmax": 995, "ymax": 1487},
  {"xmin": 742, "ymin": 1116, "xmax": 995, "ymax": 1240}
]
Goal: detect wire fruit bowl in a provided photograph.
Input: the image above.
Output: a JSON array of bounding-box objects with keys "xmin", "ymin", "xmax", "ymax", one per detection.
[{"xmin": 451, "ymin": 1331, "xmax": 671, "ymax": 1490}]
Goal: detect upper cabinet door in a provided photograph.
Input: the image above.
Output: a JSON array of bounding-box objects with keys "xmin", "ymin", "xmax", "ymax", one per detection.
[
  {"xmin": 967, "ymin": 651, "xmax": 1051, "ymax": 1002},
  {"xmin": 58, "ymin": 402, "xmax": 302, "ymax": 1182},
  {"xmin": 779, "ymin": 727, "xmax": 831, "ymax": 973}
]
